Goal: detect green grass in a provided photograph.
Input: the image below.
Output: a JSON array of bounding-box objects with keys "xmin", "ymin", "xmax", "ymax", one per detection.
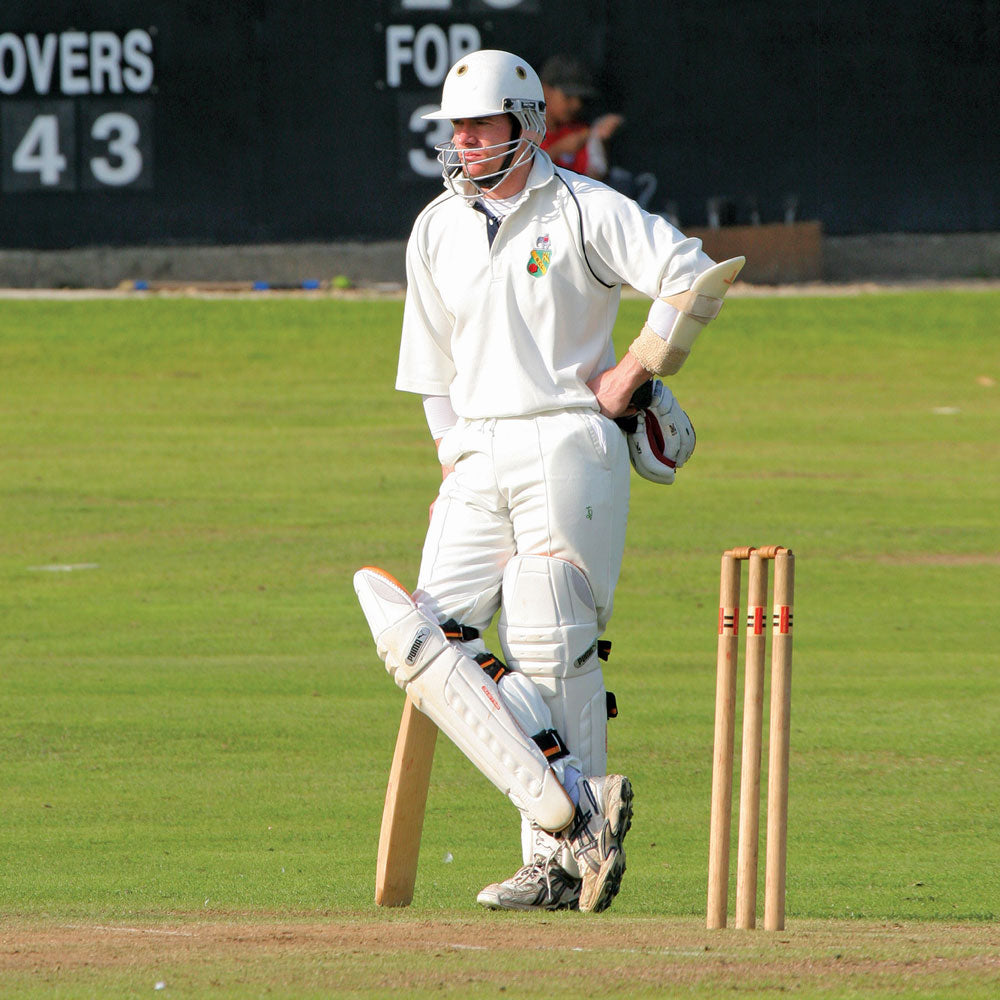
[{"xmin": 1, "ymin": 292, "xmax": 998, "ymax": 995}]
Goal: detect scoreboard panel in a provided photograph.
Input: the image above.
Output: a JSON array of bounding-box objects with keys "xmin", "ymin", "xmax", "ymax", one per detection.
[{"xmin": 0, "ymin": 2, "xmax": 994, "ymax": 247}]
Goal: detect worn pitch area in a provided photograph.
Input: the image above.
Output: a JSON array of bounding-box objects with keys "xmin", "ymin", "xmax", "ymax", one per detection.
[{"xmin": 3, "ymin": 918, "xmax": 998, "ymax": 995}]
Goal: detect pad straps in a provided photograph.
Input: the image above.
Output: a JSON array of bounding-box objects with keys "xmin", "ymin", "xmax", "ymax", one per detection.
[
  {"xmin": 532, "ymin": 728, "xmax": 571, "ymax": 763},
  {"xmin": 440, "ymin": 618, "xmax": 481, "ymax": 643},
  {"xmin": 449, "ymin": 614, "xmax": 616, "ymax": 747},
  {"xmin": 440, "ymin": 616, "xmax": 509, "ymax": 683},
  {"xmin": 474, "ymin": 651, "xmax": 508, "ymax": 684}
]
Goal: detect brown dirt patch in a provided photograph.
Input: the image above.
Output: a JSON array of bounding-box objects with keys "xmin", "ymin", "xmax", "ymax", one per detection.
[{"xmin": 3, "ymin": 916, "xmax": 998, "ymax": 996}]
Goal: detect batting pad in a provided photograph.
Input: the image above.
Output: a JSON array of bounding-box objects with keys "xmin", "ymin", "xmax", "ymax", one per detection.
[{"xmin": 353, "ymin": 567, "xmax": 574, "ymax": 832}]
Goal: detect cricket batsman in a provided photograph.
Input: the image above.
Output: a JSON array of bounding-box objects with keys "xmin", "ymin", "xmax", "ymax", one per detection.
[{"xmin": 354, "ymin": 49, "xmax": 741, "ymax": 911}]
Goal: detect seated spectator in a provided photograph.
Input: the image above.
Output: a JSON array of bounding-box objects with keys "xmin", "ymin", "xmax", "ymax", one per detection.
[
  {"xmin": 539, "ymin": 54, "xmax": 624, "ymax": 181},
  {"xmin": 539, "ymin": 54, "xmax": 657, "ymax": 208}
]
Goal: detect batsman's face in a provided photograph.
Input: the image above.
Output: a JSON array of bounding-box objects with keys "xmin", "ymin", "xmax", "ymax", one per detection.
[{"xmin": 450, "ymin": 115, "xmax": 519, "ymax": 178}]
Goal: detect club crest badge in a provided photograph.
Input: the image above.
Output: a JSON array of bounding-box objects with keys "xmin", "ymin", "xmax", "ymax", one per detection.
[{"xmin": 527, "ymin": 234, "xmax": 552, "ymax": 277}]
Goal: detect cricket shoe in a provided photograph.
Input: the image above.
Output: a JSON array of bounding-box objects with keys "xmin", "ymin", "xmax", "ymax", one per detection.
[
  {"xmin": 477, "ymin": 854, "xmax": 581, "ymax": 911},
  {"xmin": 565, "ymin": 774, "xmax": 634, "ymax": 912}
]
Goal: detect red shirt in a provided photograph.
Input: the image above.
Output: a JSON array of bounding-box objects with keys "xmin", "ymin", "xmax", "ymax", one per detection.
[{"xmin": 541, "ymin": 123, "xmax": 590, "ymax": 174}]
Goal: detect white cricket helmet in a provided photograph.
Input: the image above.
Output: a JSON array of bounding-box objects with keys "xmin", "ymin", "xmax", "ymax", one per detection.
[
  {"xmin": 422, "ymin": 50, "xmax": 547, "ymax": 199},
  {"xmin": 624, "ymin": 380, "xmax": 696, "ymax": 486}
]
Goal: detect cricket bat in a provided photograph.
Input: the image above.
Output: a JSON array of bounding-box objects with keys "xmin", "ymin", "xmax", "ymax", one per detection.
[{"xmin": 375, "ymin": 694, "xmax": 438, "ymax": 906}]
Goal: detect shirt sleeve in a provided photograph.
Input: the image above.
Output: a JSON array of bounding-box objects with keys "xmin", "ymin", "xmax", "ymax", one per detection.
[
  {"xmin": 395, "ymin": 224, "xmax": 457, "ymax": 396},
  {"xmin": 579, "ymin": 181, "xmax": 715, "ymax": 299}
]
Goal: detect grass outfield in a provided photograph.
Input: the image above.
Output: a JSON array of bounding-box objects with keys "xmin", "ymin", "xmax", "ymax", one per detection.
[{"xmin": 1, "ymin": 291, "xmax": 998, "ymax": 997}]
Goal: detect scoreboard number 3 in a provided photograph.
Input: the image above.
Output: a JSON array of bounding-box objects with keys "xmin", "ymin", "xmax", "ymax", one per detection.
[{"xmin": 89, "ymin": 112, "xmax": 143, "ymax": 185}]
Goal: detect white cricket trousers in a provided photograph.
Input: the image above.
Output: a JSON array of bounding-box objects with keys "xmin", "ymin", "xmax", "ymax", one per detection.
[
  {"xmin": 417, "ymin": 409, "xmax": 630, "ymax": 872},
  {"xmin": 416, "ymin": 409, "xmax": 630, "ymax": 637}
]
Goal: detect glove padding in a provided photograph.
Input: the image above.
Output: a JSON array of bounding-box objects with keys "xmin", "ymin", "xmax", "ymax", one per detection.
[{"xmin": 615, "ymin": 379, "xmax": 695, "ymax": 485}]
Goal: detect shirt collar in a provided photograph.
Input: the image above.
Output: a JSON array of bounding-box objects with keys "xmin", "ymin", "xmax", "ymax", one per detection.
[
  {"xmin": 524, "ymin": 148, "xmax": 555, "ymax": 191},
  {"xmin": 460, "ymin": 148, "xmax": 555, "ymax": 216}
]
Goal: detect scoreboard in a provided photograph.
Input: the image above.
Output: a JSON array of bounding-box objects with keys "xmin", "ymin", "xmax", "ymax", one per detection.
[
  {"xmin": 0, "ymin": 1, "xmax": 995, "ymax": 248},
  {"xmin": 0, "ymin": 1, "xmax": 602, "ymax": 247},
  {"xmin": 0, "ymin": 30, "xmax": 153, "ymax": 192}
]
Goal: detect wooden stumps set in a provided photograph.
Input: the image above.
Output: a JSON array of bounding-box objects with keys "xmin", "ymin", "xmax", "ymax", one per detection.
[{"xmin": 707, "ymin": 546, "xmax": 795, "ymax": 930}]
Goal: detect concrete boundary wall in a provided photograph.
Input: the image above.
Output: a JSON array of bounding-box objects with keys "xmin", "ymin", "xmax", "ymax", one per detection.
[
  {"xmin": 823, "ymin": 233, "xmax": 1000, "ymax": 282},
  {"xmin": 1, "ymin": 232, "xmax": 999, "ymax": 290}
]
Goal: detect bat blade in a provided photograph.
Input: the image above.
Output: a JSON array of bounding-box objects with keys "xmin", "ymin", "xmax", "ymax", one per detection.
[{"xmin": 375, "ymin": 695, "xmax": 438, "ymax": 906}]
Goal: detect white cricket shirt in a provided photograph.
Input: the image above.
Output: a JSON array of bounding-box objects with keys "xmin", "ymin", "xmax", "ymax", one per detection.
[{"xmin": 397, "ymin": 151, "xmax": 713, "ymax": 418}]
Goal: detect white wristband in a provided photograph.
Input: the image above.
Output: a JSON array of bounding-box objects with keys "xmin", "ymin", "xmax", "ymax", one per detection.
[{"xmin": 645, "ymin": 297, "xmax": 680, "ymax": 341}]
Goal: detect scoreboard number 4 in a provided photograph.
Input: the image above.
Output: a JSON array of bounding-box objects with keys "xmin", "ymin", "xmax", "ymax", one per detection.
[
  {"xmin": 2, "ymin": 99, "xmax": 152, "ymax": 192},
  {"xmin": 13, "ymin": 114, "xmax": 68, "ymax": 185}
]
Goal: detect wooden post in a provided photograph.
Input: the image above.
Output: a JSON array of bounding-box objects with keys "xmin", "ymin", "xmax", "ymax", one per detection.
[
  {"xmin": 735, "ymin": 552, "xmax": 767, "ymax": 929},
  {"xmin": 764, "ymin": 550, "xmax": 794, "ymax": 931},
  {"xmin": 707, "ymin": 552, "xmax": 741, "ymax": 929}
]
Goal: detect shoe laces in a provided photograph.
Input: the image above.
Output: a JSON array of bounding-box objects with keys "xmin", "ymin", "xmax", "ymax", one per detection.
[{"xmin": 513, "ymin": 844, "xmax": 563, "ymax": 893}]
